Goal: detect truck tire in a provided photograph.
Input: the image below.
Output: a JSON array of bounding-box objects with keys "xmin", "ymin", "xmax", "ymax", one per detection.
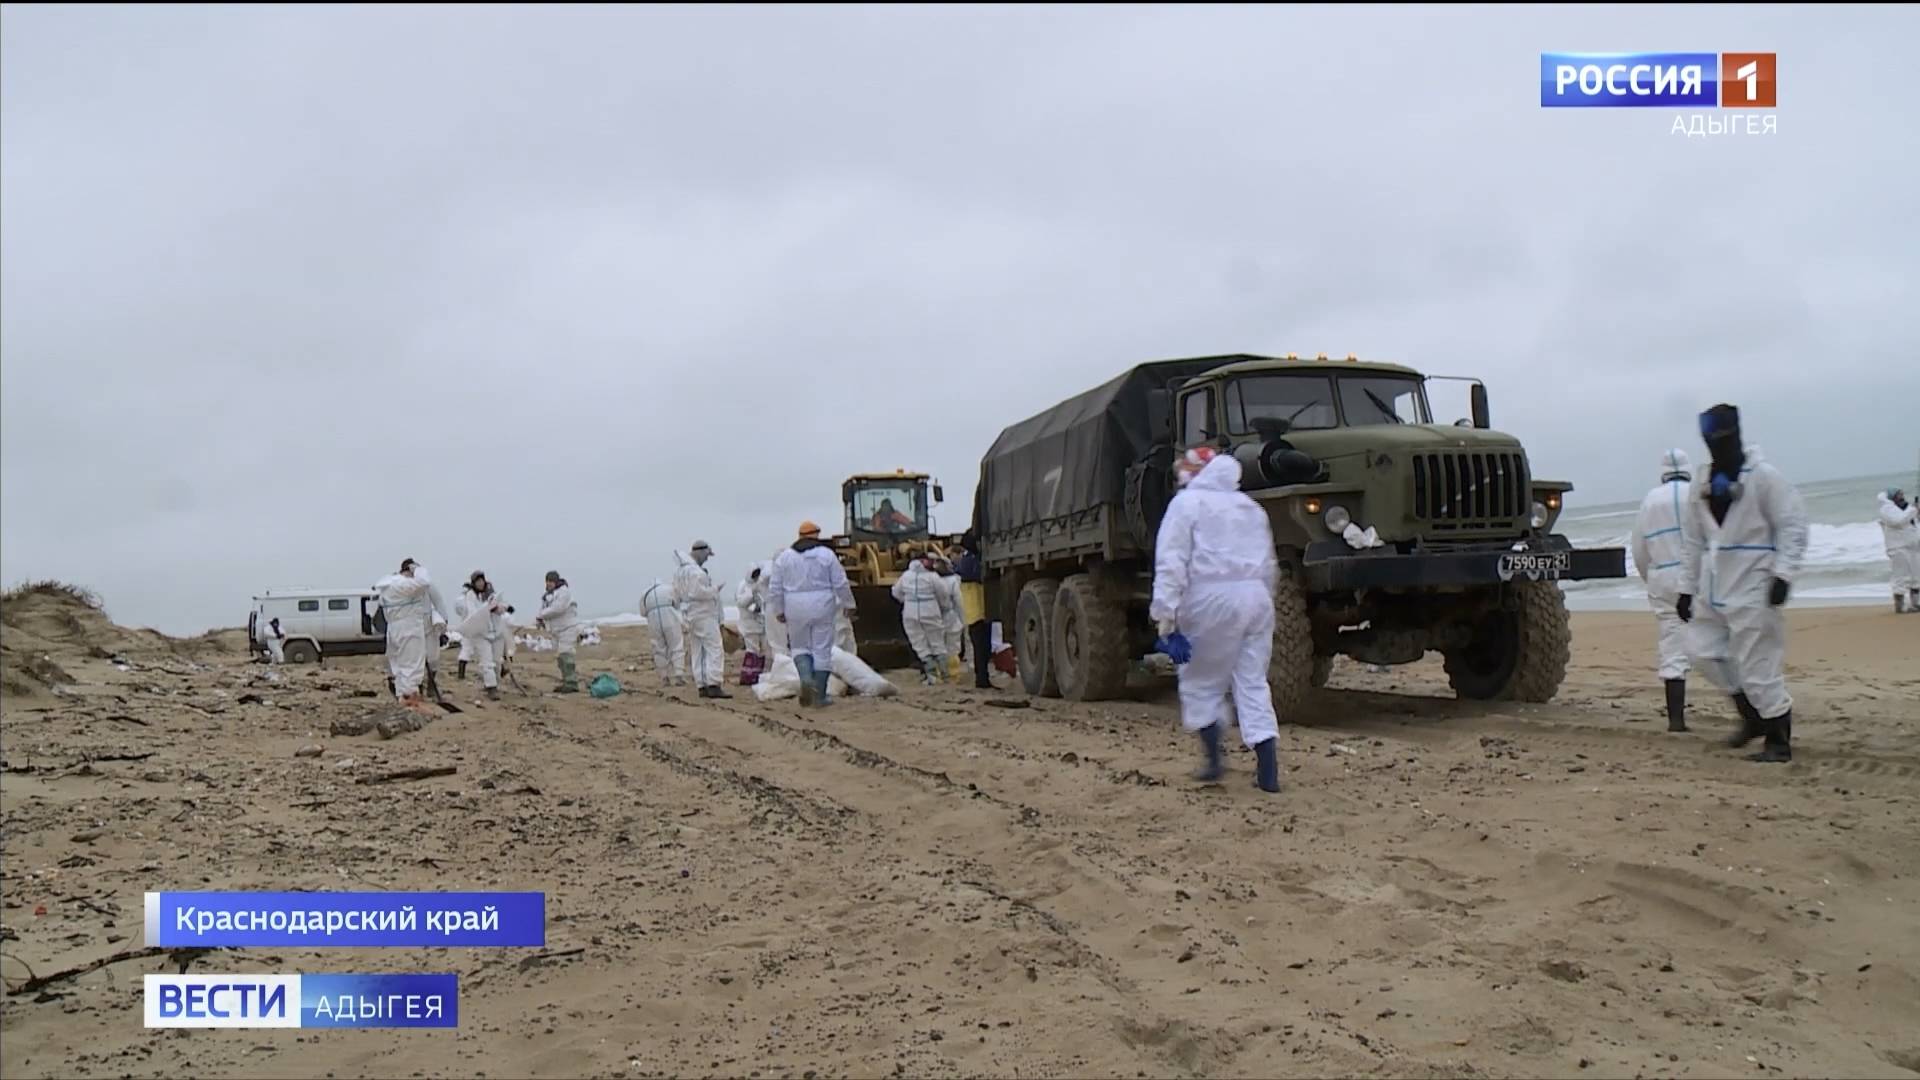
[
  {"xmin": 1051, "ymin": 574, "xmax": 1130, "ymax": 702},
  {"xmin": 1443, "ymin": 582, "xmax": 1571, "ymax": 702},
  {"xmin": 1267, "ymin": 574, "xmax": 1315, "ymax": 719},
  {"xmin": 1016, "ymin": 579, "xmax": 1061, "ymax": 699},
  {"xmin": 284, "ymin": 640, "xmax": 320, "ymax": 665}
]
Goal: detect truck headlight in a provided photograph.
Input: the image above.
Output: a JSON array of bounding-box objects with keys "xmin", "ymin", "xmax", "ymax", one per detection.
[
  {"xmin": 1324, "ymin": 505, "xmax": 1352, "ymax": 533},
  {"xmin": 1530, "ymin": 501, "xmax": 1549, "ymax": 529}
]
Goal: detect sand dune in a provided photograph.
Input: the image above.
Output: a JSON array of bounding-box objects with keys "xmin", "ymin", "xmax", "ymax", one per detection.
[{"xmin": 2, "ymin": 590, "xmax": 1917, "ymax": 1079}]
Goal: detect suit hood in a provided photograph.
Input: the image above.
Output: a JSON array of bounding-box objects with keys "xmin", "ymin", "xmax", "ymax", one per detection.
[{"xmin": 1187, "ymin": 453, "xmax": 1244, "ymax": 493}]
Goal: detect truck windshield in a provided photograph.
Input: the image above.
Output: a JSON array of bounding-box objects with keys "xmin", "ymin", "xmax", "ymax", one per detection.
[
  {"xmin": 1224, "ymin": 375, "xmax": 1339, "ymax": 434},
  {"xmin": 850, "ymin": 482, "xmax": 927, "ymax": 535},
  {"xmin": 1337, "ymin": 375, "xmax": 1431, "ymax": 426}
]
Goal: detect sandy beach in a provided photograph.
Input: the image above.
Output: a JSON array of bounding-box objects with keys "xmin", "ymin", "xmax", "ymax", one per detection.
[{"xmin": 3, "ymin": 588, "xmax": 1917, "ymax": 1080}]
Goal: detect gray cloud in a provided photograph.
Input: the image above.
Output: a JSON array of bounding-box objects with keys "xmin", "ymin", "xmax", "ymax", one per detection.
[{"xmin": 5, "ymin": 5, "xmax": 1915, "ymax": 634}]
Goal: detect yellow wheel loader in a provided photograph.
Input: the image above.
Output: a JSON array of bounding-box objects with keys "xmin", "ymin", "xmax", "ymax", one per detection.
[{"xmin": 828, "ymin": 469, "xmax": 964, "ymax": 669}]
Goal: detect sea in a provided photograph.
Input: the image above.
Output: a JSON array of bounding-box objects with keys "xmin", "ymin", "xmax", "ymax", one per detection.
[
  {"xmin": 578, "ymin": 472, "xmax": 1913, "ymax": 626},
  {"xmin": 1558, "ymin": 470, "xmax": 1910, "ymax": 610}
]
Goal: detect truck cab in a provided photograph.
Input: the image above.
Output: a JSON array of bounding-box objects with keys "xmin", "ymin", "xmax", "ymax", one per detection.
[{"xmin": 1161, "ymin": 356, "xmax": 1578, "ymax": 565}]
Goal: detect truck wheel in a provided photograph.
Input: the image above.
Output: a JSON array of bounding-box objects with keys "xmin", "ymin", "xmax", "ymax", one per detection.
[
  {"xmin": 1016, "ymin": 579, "xmax": 1061, "ymax": 699},
  {"xmin": 1051, "ymin": 574, "xmax": 1130, "ymax": 702},
  {"xmin": 284, "ymin": 641, "xmax": 320, "ymax": 665},
  {"xmin": 1443, "ymin": 582, "xmax": 1571, "ymax": 702},
  {"xmin": 1267, "ymin": 575, "xmax": 1315, "ymax": 718}
]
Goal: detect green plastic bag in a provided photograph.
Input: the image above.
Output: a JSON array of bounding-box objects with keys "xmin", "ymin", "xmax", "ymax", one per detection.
[{"xmin": 588, "ymin": 673, "xmax": 622, "ymax": 699}]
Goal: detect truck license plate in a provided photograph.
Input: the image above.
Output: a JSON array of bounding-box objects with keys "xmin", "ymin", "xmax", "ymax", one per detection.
[{"xmin": 1497, "ymin": 551, "xmax": 1572, "ymax": 579}]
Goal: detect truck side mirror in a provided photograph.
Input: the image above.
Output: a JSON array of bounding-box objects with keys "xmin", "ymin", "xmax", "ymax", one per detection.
[
  {"xmin": 1471, "ymin": 384, "xmax": 1490, "ymax": 429},
  {"xmin": 1147, "ymin": 389, "xmax": 1173, "ymax": 442},
  {"xmin": 933, "ymin": 484, "xmax": 944, "ymax": 504}
]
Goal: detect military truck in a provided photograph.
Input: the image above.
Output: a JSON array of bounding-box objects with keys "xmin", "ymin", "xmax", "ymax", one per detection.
[{"xmin": 971, "ymin": 353, "xmax": 1627, "ymax": 709}]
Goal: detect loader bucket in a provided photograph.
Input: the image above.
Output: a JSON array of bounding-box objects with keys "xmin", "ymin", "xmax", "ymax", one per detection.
[{"xmin": 849, "ymin": 584, "xmax": 917, "ymax": 671}]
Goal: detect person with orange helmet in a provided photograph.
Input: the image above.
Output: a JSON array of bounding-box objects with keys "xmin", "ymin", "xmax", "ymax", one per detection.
[{"xmin": 770, "ymin": 521, "xmax": 856, "ymax": 706}]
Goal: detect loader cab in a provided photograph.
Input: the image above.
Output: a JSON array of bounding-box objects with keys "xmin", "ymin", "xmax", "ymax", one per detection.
[{"xmin": 843, "ymin": 471, "xmax": 942, "ymax": 543}]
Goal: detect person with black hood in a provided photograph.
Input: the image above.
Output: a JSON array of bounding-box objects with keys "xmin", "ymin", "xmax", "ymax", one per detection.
[
  {"xmin": 954, "ymin": 531, "xmax": 994, "ymax": 690},
  {"xmin": 1675, "ymin": 404, "xmax": 1810, "ymax": 763}
]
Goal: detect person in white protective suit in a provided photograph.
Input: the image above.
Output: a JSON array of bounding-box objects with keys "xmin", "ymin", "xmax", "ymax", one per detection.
[
  {"xmin": 1677, "ymin": 404, "xmax": 1810, "ymax": 764},
  {"xmin": 1876, "ymin": 488, "xmax": 1920, "ymax": 614},
  {"xmin": 937, "ymin": 557, "xmax": 966, "ymax": 680},
  {"xmin": 537, "ymin": 571, "xmax": 583, "ymax": 694},
  {"xmin": 770, "ymin": 521, "xmax": 856, "ymax": 707},
  {"xmin": 261, "ymin": 617, "xmax": 286, "ymax": 664},
  {"xmin": 674, "ymin": 541, "xmax": 731, "ymax": 699},
  {"xmin": 892, "ymin": 554, "xmax": 954, "ymax": 685},
  {"xmin": 1630, "ymin": 448, "xmax": 1696, "ymax": 733},
  {"xmin": 453, "ymin": 587, "xmax": 473, "ymax": 679},
  {"xmin": 457, "ymin": 570, "xmax": 509, "ymax": 701},
  {"xmin": 1149, "ymin": 447, "xmax": 1282, "ymax": 794},
  {"xmin": 642, "ymin": 579, "xmax": 687, "ymax": 687},
  {"xmin": 736, "ymin": 563, "xmax": 771, "ymax": 658},
  {"xmin": 374, "ymin": 559, "xmax": 439, "ymax": 710}
]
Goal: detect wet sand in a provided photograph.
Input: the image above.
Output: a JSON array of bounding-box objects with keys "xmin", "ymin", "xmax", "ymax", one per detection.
[{"xmin": 3, "ymin": 594, "xmax": 1917, "ymax": 1079}]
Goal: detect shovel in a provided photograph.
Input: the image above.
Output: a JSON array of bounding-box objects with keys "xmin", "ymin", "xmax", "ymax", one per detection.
[{"xmin": 424, "ymin": 670, "xmax": 464, "ymax": 714}]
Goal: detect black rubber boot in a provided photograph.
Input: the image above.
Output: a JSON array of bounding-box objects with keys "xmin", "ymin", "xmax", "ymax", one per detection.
[
  {"xmin": 1728, "ymin": 692, "xmax": 1765, "ymax": 748},
  {"xmin": 1748, "ymin": 711, "xmax": 1792, "ymax": 763},
  {"xmin": 486, "ymin": 685, "xmax": 501, "ymax": 702},
  {"xmin": 1898, "ymin": 594, "xmax": 1909, "ymax": 615},
  {"xmin": 1665, "ymin": 679, "xmax": 1689, "ymax": 732},
  {"xmin": 709, "ymin": 684, "xmax": 733, "ymax": 700},
  {"xmin": 1193, "ymin": 723, "xmax": 1225, "ymax": 783},
  {"xmin": 1253, "ymin": 737, "xmax": 1281, "ymax": 793},
  {"xmin": 458, "ymin": 660, "xmax": 468, "ymax": 680}
]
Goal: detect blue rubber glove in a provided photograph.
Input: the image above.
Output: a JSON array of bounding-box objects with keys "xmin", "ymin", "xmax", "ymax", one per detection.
[{"xmin": 1155, "ymin": 631, "xmax": 1193, "ymax": 666}]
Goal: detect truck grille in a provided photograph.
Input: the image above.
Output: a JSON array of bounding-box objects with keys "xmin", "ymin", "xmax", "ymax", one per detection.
[{"xmin": 1412, "ymin": 451, "xmax": 1529, "ymax": 530}]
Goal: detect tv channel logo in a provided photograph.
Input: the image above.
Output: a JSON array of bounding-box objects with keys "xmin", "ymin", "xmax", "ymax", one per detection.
[
  {"xmin": 144, "ymin": 973, "xmax": 458, "ymax": 1029},
  {"xmin": 1539, "ymin": 52, "xmax": 1776, "ymax": 108}
]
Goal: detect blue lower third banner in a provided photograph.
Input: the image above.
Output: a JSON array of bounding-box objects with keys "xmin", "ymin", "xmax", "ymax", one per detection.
[
  {"xmin": 145, "ymin": 891, "xmax": 544, "ymax": 948},
  {"xmin": 145, "ymin": 973, "xmax": 459, "ymax": 1028}
]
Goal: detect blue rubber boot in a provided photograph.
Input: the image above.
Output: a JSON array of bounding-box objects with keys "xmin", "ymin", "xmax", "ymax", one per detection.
[
  {"xmin": 795, "ymin": 654, "xmax": 817, "ymax": 707},
  {"xmin": 815, "ymin": 669, "xmax": 833, "ymax": 706},
  {"xmin": 1253, "ymin": 737, "xmax": 1281, "ymax": 793},
  {"xmin": 1193, "ymin": 723, "xmax": 1225, "ymax": 783}
]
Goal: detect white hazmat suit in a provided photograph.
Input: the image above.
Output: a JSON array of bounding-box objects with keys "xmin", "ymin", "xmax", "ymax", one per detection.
[
  {"xmin": 456, "ymin": 587, "xmax": 509, "ymax": 692},
  {"xmin": 642, "ymin": 581, "xmax": 687, "ymax": 685},
  {"xmin": 262, "ymin": 619, "xmax": 285, "ymax": 664},
  {"xmin": 1678, "ymin": 444, "xmax": 1809, "ymax": 724},
  {"xmin": 375, "ymin": 572, "xmax": 434, "ymax": 698},
  {"xmin": 736, "ymin": 564, "xmax": 771, "ymax": 658},
  {"xmin": 1876, "ymin": 490, "xmax": 1920, "ymax": 610},
  {"xmin": 770, "ymin": 539, "xmax": 856, "ymax": 684},
  {"xmin": 939, "ymin": 568, "xmax": 966, "ymax": 671},
  {"xmin": 674, "ymin": 558, "xmax": 727, "ymax": 690},
  {"xmin": 1149, "ymin": 453, "xmax": 1281, "ymax": 750},
  {"xmin": 1631, "ymin": 448, "xmax": 1695, "ymax": 682},
  {"xmin": 892, "ymin": 560, "xmax": 953, "ymax": 680}
]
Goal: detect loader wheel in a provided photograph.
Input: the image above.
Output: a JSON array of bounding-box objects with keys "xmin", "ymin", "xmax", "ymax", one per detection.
[
  {"xmin": 1051, "ymin": 574, "xmax": 1130, "ymax": 702},
  {"xmin": 1443, "ymin": 582, "xmax": 1571, "ymax": 702},
  {"xmin": 284, "ymin": 641, "xmax": 320, "ymax": 665},
  {"xmin": 1267, "ymin": 573, "xmax": 1315, "ymax": 719},
  {"xmin": 1016, "ymin": 579, "xmax": 1061, "ymax": 699}
]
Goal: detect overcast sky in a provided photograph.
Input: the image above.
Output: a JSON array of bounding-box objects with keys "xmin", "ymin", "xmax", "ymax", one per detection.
[{"xmin": 4, "ymin": 5, "xmax": 1915, "ymax": 635}]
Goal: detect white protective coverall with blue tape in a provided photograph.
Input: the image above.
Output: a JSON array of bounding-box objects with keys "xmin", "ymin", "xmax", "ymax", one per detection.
[
  {"xmin": 376, "ymin": 572, "xmax": 433, "ymax": 697},
  {"xmin": 1148, "ymin": 453, "xmax": 1280, "ymax": 748},
  {"xmin": 1678, "ymin": 446, "xmax": 1810, "ymax": 722},
  {"xmin": 642, "ymin": 581, "xmax": 686, "ymax": 683},
  {"xmin": 1631, "ymin": 448, "xmax": 1694, "ymax": 681}
]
